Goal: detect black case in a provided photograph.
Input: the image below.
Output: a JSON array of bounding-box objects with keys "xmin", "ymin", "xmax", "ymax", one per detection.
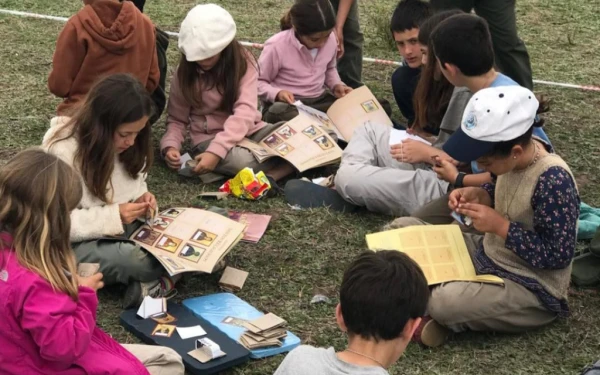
[{"xmin": 120, "ymin": 303, "xmax": 251, "ymax": 374}]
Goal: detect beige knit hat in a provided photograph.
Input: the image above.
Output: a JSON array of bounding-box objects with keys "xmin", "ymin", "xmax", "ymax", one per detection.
[{"xmin": 178, "ymin": 4, "xmax": 237, "ymax": 61}]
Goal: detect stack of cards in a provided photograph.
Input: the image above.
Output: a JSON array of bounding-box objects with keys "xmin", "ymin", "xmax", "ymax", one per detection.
[
  {"xmin": 238, "ymin": 313, "xmax": 288, "ymax": 350},
  {"xmin": 219, "ymin": 267, "xmax": 249, "ymax": 292}
]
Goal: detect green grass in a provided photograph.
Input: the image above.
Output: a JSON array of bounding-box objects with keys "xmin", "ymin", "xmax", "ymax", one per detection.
[{"xmin": 0, "ymin": 0, "xmax": 599, "ymax": 373}]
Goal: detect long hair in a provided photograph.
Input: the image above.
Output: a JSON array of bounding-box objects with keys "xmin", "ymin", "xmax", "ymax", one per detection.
[
  {"xmin": 412, "ymin": 10, "xmax": 463, "ymax": 132},
  {"xmin": 0, "ymin": 149, "xmax": 83, "ymax": 300},
  {"xmin": 49, "ymin": 74, "xmax": 154, "ymax": 203},
  {"xmin": 177, "ymin": 40, "xmax": 255, "ymax": 114},
  {"xmin": 280, "ymin": 0, "xmax": 336, "ymax": 35}
]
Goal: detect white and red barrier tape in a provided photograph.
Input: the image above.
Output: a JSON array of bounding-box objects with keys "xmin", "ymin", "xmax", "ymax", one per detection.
[{"xmin": 1, "ymin": 8, "xmax": 599, "ymax": 92}]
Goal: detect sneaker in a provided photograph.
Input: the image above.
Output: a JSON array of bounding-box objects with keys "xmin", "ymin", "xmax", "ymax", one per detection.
[
  {"xmin": 123, "ymin": 276, "xmax": 178, "ymax": 309},
  {"xmin": 412, "ymin": 316, "xmax": 449, "ymax": 348}
]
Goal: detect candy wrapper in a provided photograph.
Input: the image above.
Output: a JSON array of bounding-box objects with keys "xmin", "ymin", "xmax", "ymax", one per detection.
[{"xmin": 219, "ymin": 168, "xmax": 271, "ymax": 200}]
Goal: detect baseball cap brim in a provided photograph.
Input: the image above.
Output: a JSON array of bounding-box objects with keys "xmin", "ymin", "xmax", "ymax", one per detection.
[{"xmin": 442, "ymin": 127, "xmax": 496, "ymax": 163}]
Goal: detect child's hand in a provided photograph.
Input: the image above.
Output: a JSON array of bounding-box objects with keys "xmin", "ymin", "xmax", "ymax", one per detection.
[
  {"xmin": 276, "ymin": 90, "xmax": 295, "ymax": 104},
  {"xmin": 449, "ymin": 187, "xmax": 491, "ymax": 210},
  {"xmin": 193, "ymin": 152, "xmax": 221, "ymax": 175},
  {"xmin": 119, "ymin": 202, "xmax": 148, "ymax": 224},
  {"xmin": 333, "ymin": 84, "xmax": 352, "ymax": 98},
  {"xmin": 164, "ymin": 147, "xmax": 182, "ymax": 170},
  {"xmin": 433, "ymin": 159, "xmax": 459, "ymax": 183},
  {"xmin": 390, "ymin": 139, "xmax": 429, "ymax": 164},
  {"xmin": 78, "ymin": 272, "xmax": 104, "ymax": 292},
  {"xmin": 456, "ymin": 202, "xmax": 509, "ymax": 237},
  {"xmin": 135, "ymin": 192, "xmax": 157, "ymax": 210}
]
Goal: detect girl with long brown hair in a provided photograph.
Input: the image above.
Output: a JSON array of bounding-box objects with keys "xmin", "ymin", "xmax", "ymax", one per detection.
[
  {"xmin": 44, "ymin": 73, "xmax": 177, "ymax": 309},
  {"xmin": 0, "ymin": 149, "xmax": 184, "ymax": 375},
  {"xmin": 161, "ymin": 4, "xmax": 293, "ymax": 181}
]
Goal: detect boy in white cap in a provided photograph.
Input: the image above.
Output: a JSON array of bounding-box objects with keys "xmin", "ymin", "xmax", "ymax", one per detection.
[
  {"xmin": 393, "ymin": 86, "xmax": 580, "ymax": 347},
  {"xmin": 161, "ymin": 4, "xmax": 293, "ymax": 181}
]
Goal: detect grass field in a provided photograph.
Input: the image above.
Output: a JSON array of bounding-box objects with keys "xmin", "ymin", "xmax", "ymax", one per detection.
[{"xmin": 1, "ymin": 0, "xmax": 600, "ymax": 374}]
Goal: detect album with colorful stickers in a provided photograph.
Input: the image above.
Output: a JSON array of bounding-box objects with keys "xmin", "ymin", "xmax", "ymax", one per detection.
[
  {"xmin": 130, "ymin": 208, "xmax": 246, "ymax": 275},
  {"xmin": 239, "ymin": 86, "xmax": 392, "ymax": 173}
]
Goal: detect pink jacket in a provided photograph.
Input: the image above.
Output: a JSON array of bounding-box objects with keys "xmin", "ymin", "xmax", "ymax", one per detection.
[
  {"xmin": 258, "ymin": 29, "xmax": 342, "ymax": 103},
  {"xmin": 0, "ymin": 235, "xmax": 149, "ymax": 375},
  {"xmin": 160, "ymin": 55, "xmax": 266, "ymax": 159}
]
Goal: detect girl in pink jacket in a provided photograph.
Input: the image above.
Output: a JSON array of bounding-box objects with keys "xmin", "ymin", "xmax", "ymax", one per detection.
[
  {"xmin": 0, "ymin": 149, "xmax": 184, "ymax": 375},
  {"xmin": 161, "ymin": 4, "xmax": 293, "ymax": 181}
]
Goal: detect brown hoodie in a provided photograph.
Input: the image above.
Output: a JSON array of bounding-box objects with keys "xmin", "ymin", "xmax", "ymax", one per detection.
[{"xmin": 48, "ymin": 0, "xmax": 159, "ymax": 115}]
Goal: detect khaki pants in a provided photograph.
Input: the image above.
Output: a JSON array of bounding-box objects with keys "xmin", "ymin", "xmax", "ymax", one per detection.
[
  {"xmin": 330, "ymin": 0, "xmax": 364, "ymax": 88},
  {"xmin": 191, "ymin": 122, "xmax": 283, "ymax": 177},
  {"xmin": 123, "ymin": 344, "xmax": 184, "ymax": 375},
  {"xmin": 386, "ymin": 217, "xmax": 557, "ymax": 333},
  {"xmin": 334, "ymin": 122, "xmax": 449, "ymax": 216}
]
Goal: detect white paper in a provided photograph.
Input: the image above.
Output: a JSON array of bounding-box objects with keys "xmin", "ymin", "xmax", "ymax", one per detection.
[
  {"xmin": 177, "ymin": 325, "xmax": 207, "ymax": 340},
  {"xmin": 136, "ymin": 296, "xmax": 166, "ymax": 319},
  {"xmin": 312, "ymin": 177, "xmax": 327, "ymax": 185},
  {"xmin": 179, "ymin": 153, "xmax": 193, "ymax": 170},
  {"xmin": 389, "ymin": 128, "xmax": 432, "ymax": 146},
  {"xmin": 196, "ymin": 337, "xmax": 224, "ymax": 359}
]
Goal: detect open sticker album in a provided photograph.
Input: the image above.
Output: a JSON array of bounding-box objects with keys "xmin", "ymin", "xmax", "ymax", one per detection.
[{"xmin": 130, "ymin": 208, "xmax": 246, "ymax": 275}]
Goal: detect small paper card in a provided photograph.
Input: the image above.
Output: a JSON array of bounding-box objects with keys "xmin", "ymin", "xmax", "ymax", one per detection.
[
  {"xmin": 137, "ymin": 296, "xmax": 167, "ymax": 319},
  {"xmin": 77, "ymin": 263, "xmax": 100, "ymax": 277},
  {"xmin": 146, "ymin": 205, "xmax": 159, "ymax": 226},
  {"xmin": 178, "ymin": 153, "xmax": 194, "ymax": 177},
  {"xmin": 243, "ymin": 313, "xmax": 287, "ymax": 334},
  {"xmin": 389, "ymin": 128, "xmax": 431, "ymax": 146},
  {"xmin": 177, "ymin": 325, "xmax": 207, "ymax": 340},
  {"xmin": 188, "ymin": 338, "xmax": 226, "ymax": 363},
  {"xmin": 219, "ymin": 267, "xmax": 249, "ymax": 292}
]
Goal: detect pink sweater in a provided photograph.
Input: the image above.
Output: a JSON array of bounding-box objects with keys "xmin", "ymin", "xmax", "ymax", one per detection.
[
  {"xmin": 258, "ymin": 29, "xmax": 342, "ymax": 103},
  {"xmin": 160, "ymin": 56, "xmax": 266, "ymax": 159},
  {"xmin": 0, "ymin": 235, "xmax": 149, "ymax": 375}
]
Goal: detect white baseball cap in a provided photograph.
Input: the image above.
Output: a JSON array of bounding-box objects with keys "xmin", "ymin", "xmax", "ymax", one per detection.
[
  {"xmin": 178, "ymin": 4, "xmax": 237, "ymax": 62},
  {"xmin": 443, "ymin": 85, "xmax": 539, "ymax": 162}
]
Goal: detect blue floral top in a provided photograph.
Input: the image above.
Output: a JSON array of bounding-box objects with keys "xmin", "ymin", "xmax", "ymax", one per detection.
[{"xmin": 477, "ymin": 166, "xmax": 580, "ymax": 317}]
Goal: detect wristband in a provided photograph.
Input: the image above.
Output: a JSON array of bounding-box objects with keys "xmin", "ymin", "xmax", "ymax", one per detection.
[{"xmin": 454, "ymin": 172, "xmax": 466, "ymax": 188}]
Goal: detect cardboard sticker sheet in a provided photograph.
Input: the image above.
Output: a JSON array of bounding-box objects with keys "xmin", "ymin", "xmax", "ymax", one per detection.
[{"xmin": 366, "ymin": 225, "xmax": 503, "ymax": 285}]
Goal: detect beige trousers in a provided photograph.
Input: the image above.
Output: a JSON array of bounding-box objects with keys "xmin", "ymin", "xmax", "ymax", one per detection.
[
  {"xmin": 122, "ymin": 344, "xmax": 185, "ymax": 375},
  {"xmin": 386, "ymin": 217, "xmax": 557, "ymax": 333}
]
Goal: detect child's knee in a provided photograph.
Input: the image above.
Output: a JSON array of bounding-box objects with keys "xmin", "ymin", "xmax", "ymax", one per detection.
[
  {"xmin": 122, "ymin": 245, "xmax": 163, "ymax": 282},
  {"xmin": 428, "ymin": 284, "xmax": 470, "ymax": 326},
  {"xmin": 268, "ymin": 102, "xmax": 293, "ymax": 115}
]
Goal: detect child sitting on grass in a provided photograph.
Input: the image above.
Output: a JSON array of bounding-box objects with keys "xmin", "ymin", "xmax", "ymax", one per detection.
[
  {"xmin": 0, "ymin": 149, "xmax": 184, "ymax": 375},
  {"xmin": 389, "ymin": 86, "xmax": 579, "ymax": 347},
  {"xmin": 161, "ymin": 4, "xmax": 294, "ymax": 182},
  {"xmin": 258, "ymin": 0, "xmax": 352, "ymax": 124},
  {"xmin": 48, "ymin": 0, "xmax": 159, "ymax": 118},
  {"xmin": 274, "ymin": 250, "xmax": 429, "ymax": 374}
]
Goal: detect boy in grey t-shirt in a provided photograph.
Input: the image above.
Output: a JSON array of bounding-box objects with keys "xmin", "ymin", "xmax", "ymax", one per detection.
[{"xmin": 274, "ymin": 251, "xmax": 430, "ymax": 375}]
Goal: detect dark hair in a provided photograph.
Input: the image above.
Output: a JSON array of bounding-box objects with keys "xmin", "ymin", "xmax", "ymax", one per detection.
[
  {"xmin": 482, "ymin": 97, "xmax": 550, "ymax": 159},
  {"xmin": 431, "ymin": 14, "xmax": 494, "ymax": 76},
  {"xmin": 280, "ymin": 0, "xmax": 336, "ymax": 35},
  {"xmin": 177, "ymin": 40, "xmax": 256, "ymax": 114},
  {"xmin": 412, "ymin": 9, "xmax": 463, "ymax": 132},
  {"xmin": 49, "ymin": 74, "xmax": 154, "ymax": 203},
  {"xmin": 390, "ymin": 0, "xmax": 431, "ymax": 33},
  {"xmin": 340, "ymin": 251, "xmax": 429, "ymax": 341}
]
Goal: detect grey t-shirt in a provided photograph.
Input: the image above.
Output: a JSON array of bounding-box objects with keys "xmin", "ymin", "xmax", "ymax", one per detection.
[
  {"xmin": 431, "ymin": 86, "xmax": 473, "ymax": 150},
  {"xmin": 273, "ymin": 346, "xmax": 389, "ymax": 375}
]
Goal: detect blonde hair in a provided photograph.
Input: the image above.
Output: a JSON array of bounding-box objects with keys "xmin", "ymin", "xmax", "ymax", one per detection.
[{"xmin": 0, "ymin": 148, "xmax": 83, "ymax": 300}]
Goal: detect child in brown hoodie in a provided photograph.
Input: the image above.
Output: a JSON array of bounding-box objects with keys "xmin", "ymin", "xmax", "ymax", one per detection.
[{"xmin": 48, "ymin": 0, "xmax": 159, "ymax": 116}]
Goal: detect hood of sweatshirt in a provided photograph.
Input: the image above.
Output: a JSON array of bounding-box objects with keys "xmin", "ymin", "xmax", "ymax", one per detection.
[{"xmin": 77, "ymin": 0, "xmax": 140, "ymax": 54}]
